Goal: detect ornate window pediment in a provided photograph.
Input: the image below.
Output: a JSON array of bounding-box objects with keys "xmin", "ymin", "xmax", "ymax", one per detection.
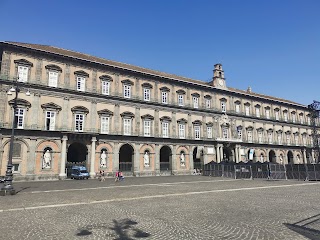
[
  {"xmin": 244, "ymin": 102, "xmax": 250, "ymax": 106},
  {"xmin": 160, "ymin": 116, "xmax": 172, "ymax": 122},
  {"xmin": 160, "ymin": 86, "xmax": 170, "ymax": 92},
  {"xmin": 206, "ymin": 122, "xmax": 213, "ymax": 127},
  {"xmin": 121, "ymin": 79, "xmax": 134, "ymax": 85},
  {"xmin": 177, "ymin": 118, "xmax": 187, "ymax": 124},
  {"xmin": 204, "ymin": 95, "xmax": 212, "ymax": 99},
  {"xmin": 71, "ymin": 106, "xmax": 89, "ymax": 114},
  {"xmin": 299, "ymin": 112, "xmax": 304, "ymax": 116},
  {"xmin": 264, "ymin": 106, "xmax": 271, "ymax": 110},
  {"xmin": 9, "ymin": 98, "xmax": 31, "ymax": 109},
  {"xmin": 14, "ymin": 59, "xmax": 33, "ymax": 67},
  {"xmin": 191, "ymin": 92, "xmax": 200, "ymax": 98},
  {"xmin": 41, "ymin": 102, "xmax": 62, "ymax": 112},
  {"xmin": 141, "ymin": 114, "xmax": 154, "ymax": 120},
  {"xmin": 120, "ymin": 111, "xmax": 135, "ymax": 118},
  {"xmin": 176, "ymin": 89, "xmax": 186, "ymax": 95},
  {"xmin": 255, "ymin": 104, "xmax": 261, "ymax": 108},
  {"xmin": 45, "ymin": 64, "xmax": 62, "ymax": 72},
  {"xmin": 74, "ymin": 70, "xmax": 89, "ymax": 77},
  {"xmin": 97, "ymin": 109, "xmax": 113, "ymax": 116},
  {"xmin": 285, "ymin": 130, "xmax": 291, "ymax": 135},
  {"xmin": 141, "ymin": 82, "xmax": 153, "ymax": 89},
  {"xmin": 274, "ymin": 107, "xmax": 280, "ymax": 111},
  {"xmin": 257, "ymin": 127, "xmax": 264, "ymax": 131},
  {"xmin": 283, "ymin": 109, "xmax": 288, "ymax": 113},
  {"xmin": 234, "ymin": 100, "xmax": 241, "ymax": 104},
  {"xmin": 276, "ymin": 129, "xmax": 283, "ymax": 134},
  {"xmin": 293, "ymin": 132, "xmax": 299, "ymax": 136},
  {"xmin": 220, "ymin": 97, "xmax": 227, "ymax": 102},
  {"xmin": 192, "ymin": 120, "xmax": 202, "ymax": 125},
  {"xmin": 99, "ymin": 75, "xmax": 113, "ymax": 81},
  {"xmin": 246, "ymin": 126, "xmax": 253, "ymax": 131}
]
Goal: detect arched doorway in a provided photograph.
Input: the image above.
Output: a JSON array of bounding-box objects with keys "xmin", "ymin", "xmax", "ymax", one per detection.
[
  {"xmin": 223, "ymin": 147, "xmax": 233, "ymax": 162},
  {"xmin": 67, "ymin": 142, "xmax": 88, "ymax": 177},
  {"xmin": 160, "ymin": 145, "xmax": 172, "ymax": 172},
  {"xmin": 269, "ymin": 150, "xmax": 276, "ymax": 163},
  {"xmin": 119, "ymin": 144, "xmax": 134, "ymax": 172},
  {"xmin": 287, "ymin": 151, "xmax": 294, "ymax": 164},
  {"xmin": 193, "ymin": 147, "xmax": 202, "ymax": 169}
]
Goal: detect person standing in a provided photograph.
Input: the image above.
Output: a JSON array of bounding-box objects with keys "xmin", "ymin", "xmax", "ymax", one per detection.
[{"xmin": 100, "ymin": 170, "xmax": 106, "ymax": 182}]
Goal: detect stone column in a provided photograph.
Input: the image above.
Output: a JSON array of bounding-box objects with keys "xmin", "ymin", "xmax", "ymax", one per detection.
[
  {"xmin": 303, "ymin": 149, "xmax": 307, "ymax": 164},
  {"xmin": 220, "ymin": 145, "xmax": 224, "ymax": 161},
  {"xmin": 155, "ymin": 144, "xmax": 160, "ymax": 175},
  {"xmin": 113, "ymin": 142, "xmax": 119, "ymax": 172},
  {"xmin": 238, "ymin": 145, "xmax": 242, "ymax": 162},
  {"xmin": 171, "ymin": 145, "xmax": 177, "ymax": 174},
  {"xmin": 35, "ymin": 58, "xmax": 43, "ymax": 85},
  {"xmin": 134, "ymin": 143, "xmax": 140, "ymax": 176},
  {"xmin": 26, "ymin": 138, "xmax": 36, "ymax": 175},
  {"xmin": 189, "ymin": 146, "xmax": 194, "ymax": 170},
  {"xmin": 90, "ymin": 137, "xmax": 97, "ymax": 178},
  {"xmin": 64, "ymin": 64, "xmax": 70, "ymax": 89},
  {"xmin": 114, "ymin": 104, "xmax": 120, "ymax": 134},
  {"xmin": 235, "ymin": 146, "xmax": 239, "ymax": 163},
  {"xmin": 216, "ymin": 145, "xmax": 220, "ymax": 163},
  {"xmin": 59, "ymin": 135, "xmax": 68, "ymax": 178}
]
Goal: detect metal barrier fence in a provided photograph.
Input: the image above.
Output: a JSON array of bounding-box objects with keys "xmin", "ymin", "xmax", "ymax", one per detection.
[
  {"xmin": 203, "ymin": 162, "xmax": 320, "ymax": 181},
  {"xmin": 119, "ymin": 162, "xmax": 132, "ymax": 172}
]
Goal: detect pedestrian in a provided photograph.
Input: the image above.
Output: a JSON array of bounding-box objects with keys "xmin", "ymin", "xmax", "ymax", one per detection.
[
  {"xmin": 100, "ymin": 170, "xmax": 106, "ymax": 182},
  {"xmin": 119, "ymin": 171, "xmax": 124, "ymax": 181},
  {"xmin": 115, "ymin": 171, "xmax": 119, "ymax": 182}
]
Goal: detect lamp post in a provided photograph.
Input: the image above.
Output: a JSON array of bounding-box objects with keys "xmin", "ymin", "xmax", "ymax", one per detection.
[{"xmin": 0, "ymin": 79, "xmax": 30, "ymax": 196}]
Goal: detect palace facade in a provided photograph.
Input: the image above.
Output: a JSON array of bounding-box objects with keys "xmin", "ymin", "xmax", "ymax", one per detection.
[{"xmin": 0, "ymin": 41, "xmax": 317, "ymax": 180}]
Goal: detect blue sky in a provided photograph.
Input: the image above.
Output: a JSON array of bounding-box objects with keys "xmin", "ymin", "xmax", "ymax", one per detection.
[{"xmin": 1, "ymin": 0, "xmax": 319, "ymax": 105}]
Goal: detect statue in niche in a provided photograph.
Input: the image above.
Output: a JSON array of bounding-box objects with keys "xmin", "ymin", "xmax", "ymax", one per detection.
[
  {"xmin": 180, "ymin": 152, "xmax": 185, "ymax": 166},
  {"xmin": 100, "ymin": 150, "xmax": 107, "ymax": 168},
  {"xmin": 144, "ymin": 151, "xmax": 150, "ymax": 167},
  {"xmin": 279, "ymin": 155, "xmax": 283, "ymax": 164},
  {"xmin": 42, "ymin": 150, "xmax": 52, "ymax": 169}
]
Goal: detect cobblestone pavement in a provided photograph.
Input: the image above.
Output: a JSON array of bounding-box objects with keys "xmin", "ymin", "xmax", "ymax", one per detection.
[{"xmin": 0, "ymin": 176, "xmax": 319, "ymax": 240}]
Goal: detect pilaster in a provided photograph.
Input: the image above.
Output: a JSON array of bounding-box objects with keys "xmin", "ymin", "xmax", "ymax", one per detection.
[
  {"xmin": 114, "ymin": 104, "xmax": 120, "ymax": 134},
  {"xmin": 61, "ymin": 97, "xmax": 70, "ymax": 131},
  {"xmin": 155, "ymin": 144, "xmax": 160, "ymax": 175},
  {"xmin": 113, "ymin": 142, "xmax": 119, "ymax": 172},
  {"xmin": 90, "ymin": 101, "xmax": 97, "ymax": 132},
  {"xmin": 26, "ymin": 138, "xmax": 37, "ymax": 175},
  {"xmin": 90, "ymin": 137, "xmax": 97, "ymax": 178},
  {"xmin": 135, "ymin": 106, "xmax": 140, "ymax": 136},
  {"xmin": 35, "ymin": 58, "xmax": 43, "ymax": 84},
  {"xmin": 134, "ymin": 143, "xmax": 140, "ymax": 176},
  {"xmin": 0, "ymin": 51, "xmax": 11, "ymax": 77},
  {"xmin": 154, "ymin": 109, "xmax": 159, "ymax": 137},
  {"xmin": 92, "ymin": 70, "xmax": 97, "ymax": 93},
  {"xmin": 64, "ymin": 64, "xmax": 70, "ymax": 89},
  {"xmin": 59, "ymin": 135, "xmax": 68, "ymax": 178}
]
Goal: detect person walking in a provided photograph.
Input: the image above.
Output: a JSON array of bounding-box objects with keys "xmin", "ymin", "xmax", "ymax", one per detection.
[
  {"xmin": 119, "ymin": 171, "xmax": 124, "ymax": 181},
  {"xmin": 115, "ymin": 171, "xmax": 119, "ymax": 182},
  {"xmin": 100, "ymin": 170, "xmax": 106, "ymax": 182}
]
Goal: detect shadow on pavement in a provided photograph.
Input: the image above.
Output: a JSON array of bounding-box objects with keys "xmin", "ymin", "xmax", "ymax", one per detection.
[
  {"xmin": 284, "ymin": 213, "xmax": 320, "ymax": 240},
  {"xmin": 76, "ymin": 218, "xmax": 150, "ymax": 239}
]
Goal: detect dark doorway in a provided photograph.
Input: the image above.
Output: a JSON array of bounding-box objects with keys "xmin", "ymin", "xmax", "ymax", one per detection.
[
  {"xmin": 160, "ymin": 146, "xmax": 171, "ymax": 171},
  {"xmin": 287, "ymin": 151, "xmax": 294, "ymax": 164},
  {"xmin": 119, "ymin": 144, "xmax": 134, "ymax": 172},
  {"xmin": 193, "ymin": 147, "xmax": 201, "ymax": 169},
  {"xmin": 66, "ymin": 142, "xmax": 88, "ymax": 177},
  {"xmin": 247, "ymin": 149, "xmax": 256, "ymax": 162},
  {"xmin": 269, "ymin": 150, "xmax": 276, "ymax": 163},
  {"xmin": 223, "ymin": 147, "xmax": 233, "ymax": 162}
]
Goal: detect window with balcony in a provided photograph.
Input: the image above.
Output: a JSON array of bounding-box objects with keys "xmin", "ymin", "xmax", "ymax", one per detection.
[
  {"xmin": 75, "ymin": 114, "xmax": 84, "ymax": 132},
  {"xmin": 45, "ymin": 111, "xmax": 56, "ymax": 131},
  {"xmin": 144, "ymin": 88, "xmax": 150, "ymax": 101},
  {"xmin": 77, "ymin": 76, "xmax": 85, "ymax": 92},
  {"xmin": 162, "ymin": 91, "xmax": 168, "ymax": 104},
  {"xmin": 101, "ymin": 116, "xmax": 110, "ymax": 134},
  {"xmin": 193, "ymin": 96, "xmax": 199, "ymax": 108},
  {"xmin": 15, "ymin": 108, "xmax": 25, "ymax": 129},
  {"xmin": 162, "ymin": 122, "xmax": 169, "ymax": 138},
  {"xmin": 102, "ymin": 81, "xmax": 110, "ymax": 95},
  {"xmin": 124, "ymin": 85, "xmax": 131, "ymax": 98},
  {"xmin": 178, "ymin": 95, "xmax": 184, "ymax": 106},
  {"xmin": 194, "ymin": 125, "xmax": 200, "ymax": 140},
  {"xmin": 221, "ymin": 101, "xmax": 226, "ymax": 113},
  {"xmin": 144, "ymin": 120, "xmax": 151, "ymax": 137},
  {"xmin": 179, "ymin": 124, "xmax": 185, "ymax": 139},
  {"xmin": 207, "ymin": 126, "xmax": 212, "ymax": 139},
  {"xmin": 123, "ymin": 118, "xmax": 132, "ymax": 135}
]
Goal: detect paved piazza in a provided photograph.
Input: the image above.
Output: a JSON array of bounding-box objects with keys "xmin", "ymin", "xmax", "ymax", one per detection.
[{"xmin": 0, "ymin": 176, "xmax": 319, "ymax": 240}]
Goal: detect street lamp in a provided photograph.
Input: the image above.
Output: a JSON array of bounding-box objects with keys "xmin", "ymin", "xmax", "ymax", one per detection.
[{"xmin": 0, "ymin": 79, "xmax": 30, "ymax": 196}]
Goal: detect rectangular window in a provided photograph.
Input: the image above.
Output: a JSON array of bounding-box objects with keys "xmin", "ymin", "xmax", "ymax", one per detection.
[
  {"xmin": 237, "ymin": 127, "xmax": 242, "ymax": 139},
  {"xmin": 45, "ymin": 111, "xmax": 56, "ymax": 131},
  {"xmin": 123, "ymin": 118, "xmax": 131, "ymax": 135},
  {"xmin": 247, "ymin": 130, "xmax": 252, "ymax": 142},
  {"xmin": 266, "ymin": 109, "xmax": 270, "ymax": 119},
  {"xmin": 245, "ymin": 106, "xmax": 250, "ymax": 116},
  {"xmin": 12, "ymin": 163, "xmax": 20, "ymax": 173},
  {"xmin": 256, "ymin": 108, "xmax": 260, "ymax": 117},
  {"xmin": 162, "ymin": 92, "xmax": 168, "ymax": 104},
  {"xmin": 268, "ymin": 132, "xmax": 273, "ymax": 144},
  {"xmin": 179, "ymin": 124, "xmax": 185, "ymax": 139},
  {"xmin": 144, "ymin": 120, "xmax": 151, "ymax": 137},
  {"xmin": 15, "ymin": 108, "xmax": 25, "ymax": 129},
  {"xmin": 194, "ymin": 125, "xmax": 200, "ymax": 140},
  {"xmin": 124, "ymin": 85, "xmax": 131, "ymax": 98},
  {"xmin": 207, "ymin": 126, "xmax": 212, "ymax": 139},
  {"xmin": 275, "ymin": 111, "xmax": 279, "ymax": 120},
  {"xmin": 221, "ymin": 102, "xmax": 226, "ymax": 112},
  {"xmin": 162, "ymin": 122, "xmax": 169, "ymax": 138},
  {"xmin": 193, "ymin": 97, "xmax": 199, "ymax": 108},
  {"xmin": 101, "ymin": 116, "xmax": 110, "ymax": 134},
  {"xmin": 144, "ymin": 88, "xmax": 150, "ymax": 101},
  {"xmin": 284, "ymin": 112, "xmax": 288, "ymax": 121},
  {"xmin": 178, "ymin": 95, "xmax": 184, "ymax": 106},
  {"xmin": 75, "ymin": 114, "xmax": 84, "ymax": 132},
  {"xmin": 102, "ymin": 81, "xmax": 110, "ymax": 95},
  {"xmin": 235, "ymin": 104, "xmax": 240, "ymax": 113},
  {"xmin": 48, "ymin": 71, "xmax": 58, "ymax": 87},
  {"xmin": 18, "ymin": 66, "xmax": 28, "ymax": 82},
  {"xmin": 292, "ymin": 114, "xmax": 296, "ymax": 123},
  {"xmin": 77, "ymin": 76, "xmax": 85, "ymax": 91},
  {"xmin": 205, "ymin": 99, "xmax": 211, "ymax": 109},
  {"xmin": 222, "ymin": 128, "xmax": 228, "ymax": 139},
  {"xmin": 258, "ymin": 131, "xmax": 263, "ymax": 143}
]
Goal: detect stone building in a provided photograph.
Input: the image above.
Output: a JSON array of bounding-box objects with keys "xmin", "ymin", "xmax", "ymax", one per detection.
[{"xmin": 0, "ymin": 41, "xmax": 316, "ymax": 180}]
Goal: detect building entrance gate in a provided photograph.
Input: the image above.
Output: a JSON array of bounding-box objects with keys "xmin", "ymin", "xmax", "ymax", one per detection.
[{"xmin": 66, "ymin": 142, "xmax": 88, "ymax": 177}]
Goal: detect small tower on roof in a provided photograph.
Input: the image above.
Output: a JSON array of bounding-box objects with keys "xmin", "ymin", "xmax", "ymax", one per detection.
[{"xmin": 212, "ymin": 63, "xmax": 226, "ymax": 88}]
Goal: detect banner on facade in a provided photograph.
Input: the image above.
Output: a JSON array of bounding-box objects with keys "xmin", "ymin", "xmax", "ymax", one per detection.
[{"xmin": 249, "ymin": 149, "xmax": 255, "ymax": 160}]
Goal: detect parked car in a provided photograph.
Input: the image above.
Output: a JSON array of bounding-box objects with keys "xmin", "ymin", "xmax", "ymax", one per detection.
[{"xmin": 70, "ymin": 166, "xmax": 89, "ymax": 180}]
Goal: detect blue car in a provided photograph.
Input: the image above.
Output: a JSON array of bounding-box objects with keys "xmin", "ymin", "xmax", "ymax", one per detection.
[{"xmin": 70, "ymin": 166, "xmax": 89, "ymax": 180}]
